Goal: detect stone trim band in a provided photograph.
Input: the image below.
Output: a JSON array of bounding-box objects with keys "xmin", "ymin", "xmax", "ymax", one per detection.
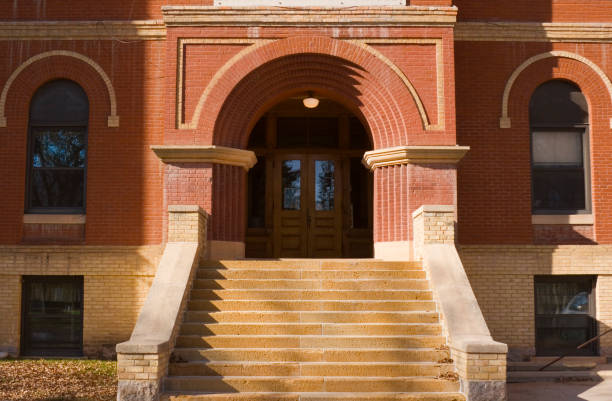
[
  {"xmin": 162, "ymin": 6, "xmax": 458, "ymax": 27},
  {"xmin": 455, "ymin": 22, "xmax": 612, "ymax": 43},
  {"xmin": 151, "ymin": 145, "xmax": 257, "ymax": 171},
  {"xmin": 362, "ymin": 145, "xmax": 469, "ymax": 170}
]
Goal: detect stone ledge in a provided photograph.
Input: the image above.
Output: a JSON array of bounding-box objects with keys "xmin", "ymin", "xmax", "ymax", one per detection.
[
  {"xmin": 23, "ymin": 214, "xmax": 86, "ymax": 225},
  {"xmin": 168, "ymin": 205, "xmax": 206, "ymax": 214},
  {"xmin": 452, "ymin": 335, "xmax": 508, "ymax": 355},
  {"xmin": 532, "ymin": 214, "xmax": 594, "ymax": 225},
  {"xmin": 116, "ymin": 341, "xmax": 169, "ymax": 355},
  {"xmin": 412, "ymin": 204, "xmax": 455, "ymax": 218}
]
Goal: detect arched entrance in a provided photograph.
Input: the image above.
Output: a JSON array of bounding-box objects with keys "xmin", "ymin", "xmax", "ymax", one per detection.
[{"xmin": 245, "ymin": 97, "xmax": 373, "ymax": 258}]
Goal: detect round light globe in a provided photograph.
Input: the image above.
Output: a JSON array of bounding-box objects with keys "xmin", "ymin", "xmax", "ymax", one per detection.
[{"xmin": 303, "ymin": 96, "xmax": 319, "ymax": 109}]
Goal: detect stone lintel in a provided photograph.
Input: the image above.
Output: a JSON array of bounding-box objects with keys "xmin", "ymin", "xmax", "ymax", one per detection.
[
  {"xmin": 162, "ymin": 6, "xmax": 458, "ymax": 27},
  {"xmin": 151, "ymin": 145, "xmax": 257, "ymax": 171},
  {"xmin": 362, "ymin": 145, "xmax": 469, "ymax": 170}
]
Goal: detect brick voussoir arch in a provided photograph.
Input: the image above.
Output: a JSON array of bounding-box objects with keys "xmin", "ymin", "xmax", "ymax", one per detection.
[
  {"xmin": 504, "ymin": 58, "xmax": 611, "ymax": 131},
  {"xmin": 500, "ymin": 51, "xmax": 612, "ymax": 129},
  {"xmin": 0, "ymin": 50, "xmax": 119, "ymax": 128},
  {"xmin": 212, "ymin": 54, "xmax": 415, "ymax": 149},
  {"xmin": 196, "ymin": 36, "xmax": 430, "ymax": 149}
]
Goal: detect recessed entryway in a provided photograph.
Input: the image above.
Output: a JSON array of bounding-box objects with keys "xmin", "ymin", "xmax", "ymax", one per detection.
[{"xmin": 246, "ymin": 97, "xmax": 373, "ymax": 258}]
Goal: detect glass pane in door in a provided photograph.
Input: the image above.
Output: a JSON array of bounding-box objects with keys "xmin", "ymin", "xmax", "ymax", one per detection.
[
  {"xmin": 282, "ymin": 160, "xmax": 301, "ymax": 210},
  {"xmin": 315, "ymin": 160, "xmax": 335, "ymax": 211}
]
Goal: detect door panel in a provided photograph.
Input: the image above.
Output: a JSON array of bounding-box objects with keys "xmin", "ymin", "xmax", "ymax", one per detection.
[
  {"xmin": 274, "ymin": 156, "xmax": 342, "ymax": 257},
  {"xmin": 275, "ymin": 158, "xmax": 307, "ymax": 257},
  {"xmin": 308, "ymin": 157, "xmax": 342, "ymax": 257}
]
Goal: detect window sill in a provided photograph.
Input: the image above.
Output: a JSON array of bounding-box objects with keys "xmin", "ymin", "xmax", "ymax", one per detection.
[
  {"xmin": 23, "ymin": 214, "xmax": 86, "ymax": 225},
  {"xmin": 531, "ymin": 214, "xmax": 593, "ymax": 225}
]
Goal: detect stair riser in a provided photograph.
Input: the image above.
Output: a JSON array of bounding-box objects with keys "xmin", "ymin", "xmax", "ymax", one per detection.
[
  {"xmin": 171, "ymin": 349, "xmax": 451, "ymax": 363},
  {"xmin": 197, "ymin": 270, "xmax": 427, "ymax": 280},
  {"xmin": 200, "ymin": 261, "xmax": 422, "ymax": 270},
  {"xmin": 187, "ymin": 300, "xmax": 437, "ymax": 312},
  {"xmin": 176, "ymin": 336, "xmax": 446, "ymax": 349},
  {"xmin": 193, "ymin": 280, "xmax": 430, "ymax": 291},
  {"xmin": 168, "ymin": 363, "xmax": 451, "ymax": 377},
  {"xmin": 180, "ymin": 323, "xmax": 442, "ymax": 336},
  {"xmin": 190, "ymin": 290, "xmax": 433, "ymax": 301},
  {"xmin": 164, "ymin": 378, "xmax": 460, "ymax": 393},
  {"xmin": 184, "ymin": 312, "xmax": 439, "ymax": 324},
  {"xmin": 165, "ymin": 394, "xmax": 465, "ymax": 401}
]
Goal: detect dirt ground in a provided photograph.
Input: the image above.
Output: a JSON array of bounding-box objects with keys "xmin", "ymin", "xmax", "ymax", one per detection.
[{"xmin": 0, "ymin": 359, "xmax": 116, "ymax": 401}]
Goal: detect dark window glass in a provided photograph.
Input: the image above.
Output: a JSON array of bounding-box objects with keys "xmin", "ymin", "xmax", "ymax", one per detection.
[
  {"xmin": 530, "ymin": 81, "xmax": 588, "ymax": 213},
  {"xmin": 277, "ymin": 117, "xmax": 338, "ymax": 148},
  {"xmin": 535, "ymin": 276, "xmax": 597, "ymax": 356},
  {"xmin": 247, "ymin": 158, "xmax": 266, "ymax": 228},
  {"xmin": 315, "ymin": 160, "xmax": 335, "ymax": 211},
  {"xmin": 282, "ymin": 160, "xmax": 301, "ymax": 210},
  {"xmin": 248, "ymin": 117, "xmax": 267, "ymax": 148},
  {"xmin": 22, "ymin": 276, "xmax": 83, "ymax": 356},
  {"xmin": 27, "ymin": 80, "xmax": 88, "ymax": 213}
]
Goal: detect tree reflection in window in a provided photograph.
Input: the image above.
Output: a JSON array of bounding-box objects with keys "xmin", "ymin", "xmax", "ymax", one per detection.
[
  {"xmin": 282, "ymin": 160, "xmax": 301, "ymax": 210},
  {"xmin": 27, "ymin": 80, "xmax": 88, "ymax": 213},
  {"xmin": 315, "ymin": 160, "xmax": 335, "ymax": 211}
]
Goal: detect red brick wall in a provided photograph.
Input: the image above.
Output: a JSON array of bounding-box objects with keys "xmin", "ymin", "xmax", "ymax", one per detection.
[
  {"xmin": 456, "ymin": 42, "xmax": 612, "ymax": 245},
  {"xmin": 374, "ymin": 163, "xmax": 456, "ymax": 243},
  {"xmin": 0, "ymin": 41, "xmax": 165, "ymax": 245},
  {"xmin": 164, "ymin": 28, "xmax": 456, "ymax": 149},
  {"xmin": 454, "ymin": 0, "xmax": 612, "ymax": 23}
]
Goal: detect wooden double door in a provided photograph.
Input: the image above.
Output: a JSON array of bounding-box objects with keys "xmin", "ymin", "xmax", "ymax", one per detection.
[{"xmin": 274, "ymin": 154, "xmax": 342, "ymax": 257}]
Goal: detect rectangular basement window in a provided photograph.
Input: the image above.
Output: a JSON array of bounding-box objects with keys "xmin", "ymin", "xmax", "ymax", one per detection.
[{"xmin": 21, "ymin": 276, "xmax": 84, "ymax": 357}]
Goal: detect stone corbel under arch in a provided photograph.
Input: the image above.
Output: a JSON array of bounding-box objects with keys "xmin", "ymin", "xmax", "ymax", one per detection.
[
  {"xmin": 499, "ymin": 50, "xmax": 612, "ymax": 130},
  {"xmin": 0, "ymin": 50, "xmax": 120, "ymax": 128}
]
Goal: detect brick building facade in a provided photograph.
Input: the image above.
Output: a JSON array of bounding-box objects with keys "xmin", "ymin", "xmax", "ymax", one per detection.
[{"xmin": 1, "ymin": 0, "xmax": 612, "ymax": 399}]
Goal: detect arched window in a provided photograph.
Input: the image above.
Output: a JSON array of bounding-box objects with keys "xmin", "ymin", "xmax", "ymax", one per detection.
[
  {"xmin": 26, "ymin": 80, "xmax": 88, "ymax": 213},
  {"xmin": 530, "ymin": 80, "xmax": 590, "ymax": 213}
]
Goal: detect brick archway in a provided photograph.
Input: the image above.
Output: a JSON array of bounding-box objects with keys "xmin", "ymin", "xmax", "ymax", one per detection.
[{"xmin": 201, "ymin": 36, "xmax": 428, "ymax": 150}]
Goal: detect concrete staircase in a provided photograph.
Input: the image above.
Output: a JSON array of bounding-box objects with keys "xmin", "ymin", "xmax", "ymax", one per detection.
[{"xmin": 162, "ymin": 260, "xmax": 465, "ymax": 401}]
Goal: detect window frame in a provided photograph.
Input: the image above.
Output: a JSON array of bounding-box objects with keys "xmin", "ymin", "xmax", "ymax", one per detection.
[
  {"xmin": 530, "ymin": 124, "xmax": 591, "ymax": 215},
  {"xmin": 25, "ymin": 80, "xmax": 89, "ymax": 215},
  {"xmin": 529, "ymin": 80, "xmax": 591, "ymax": 216}
]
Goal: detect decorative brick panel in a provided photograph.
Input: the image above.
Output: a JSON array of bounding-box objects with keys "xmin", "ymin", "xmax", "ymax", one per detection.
[{"xmin": 452, "ymin": 348, "xmax": 507, "ymax": 381}]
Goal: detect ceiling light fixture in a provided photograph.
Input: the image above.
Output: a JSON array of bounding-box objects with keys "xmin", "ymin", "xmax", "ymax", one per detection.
[{"xmin": 303, "ymin": 92, "xmax": 319, "ymax": 109}]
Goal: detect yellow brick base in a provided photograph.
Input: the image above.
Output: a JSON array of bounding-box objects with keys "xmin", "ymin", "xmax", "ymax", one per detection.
[
  {"xmin": 459, "ymin": 245, "xmax": 612, "ymax": 359},
  {"xmin": 0, "ymin": 245, "xmax": 162, "ymax": 356}
]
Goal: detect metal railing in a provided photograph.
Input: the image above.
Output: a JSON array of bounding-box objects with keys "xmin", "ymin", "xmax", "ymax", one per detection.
[{"xmin": 539, "ymin": 328, "xmax": 612, "ymax": 371}]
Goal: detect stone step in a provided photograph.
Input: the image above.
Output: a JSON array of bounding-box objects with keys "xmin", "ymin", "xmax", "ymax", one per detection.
[
  {"xmin": 175, "ymin": 335, "xmax": 447, "ymax": 349},
  {"xmin": 184, "ymin": 311, "xmax": 440, "ymax": 324},
  {"xmin": 187, "ymin": 300, "xmax": 437, "ymax": 312},
  {"xmin": 180, "ymin": 323, "xmax": 442, "ymax": 336},
  {"xmin": 193, "ymin": 279, "xmax": 430, "ymax": 291},
  {"xmin": 163, "ymin": 391, "xmax": 466, "ymax": 401},
  {"xmin": 164, "ymin": 376, "xmax": 460, "ymax": 393},
  {"xmin": 197, "ymin": 269, "xmax": 427, "ymax": 280},
  {"xmin": 171, "ymin": 348, "xmax": 451, "ymax": 363},
  {"xmin": 190, "ymin": 289, "xmax": 433, "ymax": 301},
  {"xmin": 199, "ymin": 260, "xmax": 422, "ymax": 270},
  {"xmin": 168, "ymin": 361, "xmax": 453, "ymax": 378}
]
